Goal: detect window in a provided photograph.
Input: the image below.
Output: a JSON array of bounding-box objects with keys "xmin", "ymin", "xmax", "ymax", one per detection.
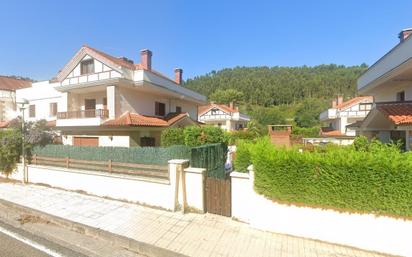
[
  {"xmin": 211, "ymin": 108, "xmax": 219, "ymax": 115},
  {"xmin": 176, "ymin": 106, "xmax": 182, "ymax": 113},
  {"xmin": 103, "ymin": 97, "xmax": 107, "ymax": 109},
  {"xmin": 29, "ymin": 105, "xmax": 35, "ymax": 118},
  {"xmin": 359, "ymin": 103, "xmax": 372, "ymax": 111},
  {"xmin": 397, "ymin": 91, "xmax": 405, "ymax": 102},
  {"xmin": 155, "ymin": 102, "xmax": 166, "ymax": 116},
  {"xmin": 80, "ymin": 59, "xmax": 94, "ymax": 75},
  {"xmin": 49, "ymin": 102, "xmax": 57, "ymax": 117},
  {"xmin": 140, "ymin": 137, "xmax": 155, "ymax": 147}
]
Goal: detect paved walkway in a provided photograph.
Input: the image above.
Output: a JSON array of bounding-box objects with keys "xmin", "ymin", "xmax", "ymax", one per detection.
[{"xmin": 0, "ymin": 182, "xmax": 390, "ymax": 257}]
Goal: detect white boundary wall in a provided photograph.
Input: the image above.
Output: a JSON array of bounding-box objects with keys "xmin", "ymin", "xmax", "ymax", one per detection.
[
  {"xmin": 5, "ymin": 161, "xmax": 205, "ymax": 213},
  {"xmin": 231, "ymin": 166, "xmax": 412, "ymax": 257}
]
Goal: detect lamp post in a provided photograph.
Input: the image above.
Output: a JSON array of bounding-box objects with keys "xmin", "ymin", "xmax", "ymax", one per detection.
[{"xmin": 17, "ymin": 98, "xmax": 28, "ymax": 183}]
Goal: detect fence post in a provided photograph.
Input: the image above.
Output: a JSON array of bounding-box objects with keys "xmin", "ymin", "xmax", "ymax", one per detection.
[
  {"xmin": 108, "ymin": 159, "xmax": 112, "ymax": 173},
  {"xmin": 66, "ymin": 157, "xmax": 69, "ymax": 168}
]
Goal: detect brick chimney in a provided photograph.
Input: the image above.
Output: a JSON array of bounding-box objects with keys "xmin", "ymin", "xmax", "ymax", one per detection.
[
  {"xmin": 399, "ymin": 28, "xmax": 412, "ymax": 42},
  {"xmin": 140, "ymin": 49, "xmax": 152, "ymax": 70},
  {"xmin": 332, "ymin": 100, "xmax": 337, "ymax": 108},
  {"xmin": 229, "ymin": 101, "xmax": 234, "ymax": 110},
  {"xmin": 174, "ymin": 68, "xmax": 183, "ymax": 85},
  {"xmin": 337, "ymin": 95, "xmax": 343, "ymax": 105}
]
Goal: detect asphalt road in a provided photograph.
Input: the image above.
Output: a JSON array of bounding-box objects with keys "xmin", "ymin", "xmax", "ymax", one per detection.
[{"xmin": 0, "ymin": 231, "xmax": 51, "ymax": 257}]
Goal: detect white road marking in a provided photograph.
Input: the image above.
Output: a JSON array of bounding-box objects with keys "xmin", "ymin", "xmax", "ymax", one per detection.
[{"xmin": 0, "ymin": 225, "xmax": 65, "ymax": 257}]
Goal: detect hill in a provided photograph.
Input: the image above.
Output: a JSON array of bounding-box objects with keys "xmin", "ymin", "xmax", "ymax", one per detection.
[{"xmin": 183, "ymin": 64, "xmax": 368, "ymax": 106}]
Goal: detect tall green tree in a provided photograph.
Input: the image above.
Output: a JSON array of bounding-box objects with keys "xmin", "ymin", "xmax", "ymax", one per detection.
[{"xmin": 209, "ymin": 89, "xmax": 244, "ymax": 104}]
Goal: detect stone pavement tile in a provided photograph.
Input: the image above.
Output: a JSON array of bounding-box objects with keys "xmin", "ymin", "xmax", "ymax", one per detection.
[{"xmin": 0, "ymin": 183, "xmax": 393, "ymax": 257}]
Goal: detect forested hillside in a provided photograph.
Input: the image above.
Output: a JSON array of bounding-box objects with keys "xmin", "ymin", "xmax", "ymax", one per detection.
[
  {"xmin": 184, "ymin": 64, "xmax": 367, "ymax": 106},
  {"xmin": 184, "ymin": 64, "xmax": 367, "ymax": 131}
]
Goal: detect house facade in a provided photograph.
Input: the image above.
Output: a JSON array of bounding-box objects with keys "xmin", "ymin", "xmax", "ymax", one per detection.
[
  {"xmin": 16, "ymin": 45, "xmax": 206, "ymax": 147},
  {"xmin": 319, "ymin": 95, "xmax": 373, "ymax": 137},
  {"xmin": 198, "ymin": 102, "xmax": 250, "ymax": 131},
  {"xmin": 357, "ymin": 28, "xmax": 412, "ymax": 150},
  {"xmin": 0, "ymin": 76, "xmax": 31, "ymax": 127}
]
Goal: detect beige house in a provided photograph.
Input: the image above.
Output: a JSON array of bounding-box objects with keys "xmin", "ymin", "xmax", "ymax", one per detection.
[
  {"xmin": 357, "ymin": 28, "xmax": 412, "ymax": 150},
  {"xmin": 0, "ymin": 76, "xmax": 31, "ymax": 128},
  {"xmin": 198, "ymin": 102, "xmax": 250, "ymax": 131},
  {"xmin": 16, "ymin": 45, "xmax": 206, "ymax": 147}
]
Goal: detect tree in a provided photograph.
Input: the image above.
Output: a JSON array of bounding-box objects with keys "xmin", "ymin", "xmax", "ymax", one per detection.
[
  {"xmin": 209, "ymin": 89, "xmax": 244, "ymax": 104},
  {"xmin": 294, "ymin": 98, "xmax": 328, "ymax": 127}
]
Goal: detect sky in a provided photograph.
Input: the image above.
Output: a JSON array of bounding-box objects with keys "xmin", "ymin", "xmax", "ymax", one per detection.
[{"xmin": 1, "ymin": 0, "xmax": 412, "ymax": 81}]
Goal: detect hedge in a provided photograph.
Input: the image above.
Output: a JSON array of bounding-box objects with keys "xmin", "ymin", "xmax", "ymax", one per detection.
[
  {"xmin": 247, "ymin": 137, "xmax": 412, "ymax": 218},
  {"xmin": 161, "ymin": 126, "xmax": 228, "ymax": 147},
  {"xmin": 32, "ymin": 144, "xmax": 191, "ymax": 165}
]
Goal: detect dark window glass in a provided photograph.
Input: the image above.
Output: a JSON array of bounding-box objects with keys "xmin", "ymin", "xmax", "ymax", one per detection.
[
  {"xmin": 80, "ymin": 59, "xmax": 94, "ymax": 75},
  {"xmin": 155, "ymin": 102, "xmax": 166, "ymax": 116},
  {"xmin": 176, "ymin": 106, "xmax": 182, "ymax": 113},
  {"xmin": 49, "ymin": 102, "xmax": 57, "ymax": 116}
]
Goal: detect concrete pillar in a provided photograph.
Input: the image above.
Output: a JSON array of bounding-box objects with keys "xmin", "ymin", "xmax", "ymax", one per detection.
[
  {"xmin": 59, "ymin": 92, "xmax": 68, "ymax": 112},
  {"xmin": 168, "ymin": 159, "xmax": 189, "ymax": 212},
  {"xmin": 106, "ymin": 85, "xmax": 117, "ymax": 119}
]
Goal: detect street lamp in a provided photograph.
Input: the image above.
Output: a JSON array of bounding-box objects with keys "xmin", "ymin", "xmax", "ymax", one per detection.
[{"xmin": 17, "ymin": 98, "xmax": 28, "ymax": 183}]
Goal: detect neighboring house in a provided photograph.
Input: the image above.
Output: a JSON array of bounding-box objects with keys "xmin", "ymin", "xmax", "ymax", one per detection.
[
  {"xmin": 198, "ymin": 102, "xmax": 250, "ymax": 131},
  {"xmin": 319, "ymin": 95, "xmax": 373, "ymax": 137},
  {"xmin": 0, "ymin": 76, "xmax": 31, "ymax": 128},
  {"xmin": 16, "ymin": 45, "xmax": 206, "ymax": 147},
  {"xmin": 357, "ymin": 28, "xmax": 412, "ymax": 150}
]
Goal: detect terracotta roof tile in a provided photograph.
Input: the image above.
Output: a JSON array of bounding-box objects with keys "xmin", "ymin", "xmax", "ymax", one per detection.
[
  {"xmin": 0, "ymin": 76, "xmax": 32, "ymax": 91},
  {"xmin": 103, "ymin": 112, "xmax": 189, "ymax": 127},
  {"xmin": 85, "ymin": 46, "xmax": 177, "ymax": 84},
  {"xmin": 320, "ymin": 127, "xmax": 343, "ymax": 137},
  {"xmin": 0, "ymin": 120, "xmax": 11, "ymax": 128},
  {"xmin": 198, "ymin": 103, "xmax": 237, "ymax": 116},
  {"xmin": 336, "ymin": 96, "xmax": 373, "ymax": 110},
  {"xmin": 376, "ymin": 101, "xmax": 412, "ymax": 125}
]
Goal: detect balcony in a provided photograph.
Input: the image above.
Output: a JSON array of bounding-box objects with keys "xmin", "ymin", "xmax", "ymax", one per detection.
[
  {"xmin": 56, "ymin": 109, "xmax": 109, "ymax": 127},
  {"xmin": 319, "ymin": 108, "xmax": 337, "ymax": 121},
  {"xmin": 57, "ymin": 109, "xmax": 109, "ymax": 119}
]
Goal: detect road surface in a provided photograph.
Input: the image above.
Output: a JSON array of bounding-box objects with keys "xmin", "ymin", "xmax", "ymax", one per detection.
[{"xmin": 0, "ymin": 231, "xmax": 51, "ymax": 257}]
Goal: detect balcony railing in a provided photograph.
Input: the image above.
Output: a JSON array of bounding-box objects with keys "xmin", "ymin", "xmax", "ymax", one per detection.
[{"xmin": 57, "ymin": 109, "xmax": 109, "ymax": 119}]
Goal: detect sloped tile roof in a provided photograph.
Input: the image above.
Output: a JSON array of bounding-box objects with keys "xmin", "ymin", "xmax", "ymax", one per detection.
[
  {"xmin": 376, "ymin": 101, "xmax": 412, "ymax": 125},
  {"xmin": 0, "ymin": 120, "xmax": 11, "ymax": 128},
  {"xmin": 198, "ymin": 103, "xmax": 237, "ymax": 116},
  {"xmin": 84, "ymin": 46, "xmax": 176, "ymax": 83},
  {"xmin": 103, "ymin": 112, "xmax": 189, "ymax": 127},
  {"xmin": 320, "ymin": 127, "xmax": 344, "ymax": 137},
  {"xmin": 0, "ymin": 76, "xmax": 32, "ymax": 91},
  {"xmin": 336, "ymin": 96, "xmax": 373, "ymax": 110}
]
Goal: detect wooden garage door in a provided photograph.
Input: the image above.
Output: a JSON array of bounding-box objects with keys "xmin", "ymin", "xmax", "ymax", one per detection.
[{"xmin": 73, "ymin": 137, "xmax": 99, "ymax": 147}]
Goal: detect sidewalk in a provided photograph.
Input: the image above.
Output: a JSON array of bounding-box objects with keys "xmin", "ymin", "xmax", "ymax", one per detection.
[{"xmin": 0, "ymin": 181, "xmax": 390, "ymax": 257}]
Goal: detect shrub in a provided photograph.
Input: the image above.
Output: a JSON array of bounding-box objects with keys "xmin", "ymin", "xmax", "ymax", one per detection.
[
  {"xmin": 161, "ymin": 128, "xmax": 185, "ymax": 147},
  {"xmin": 227, "ymin": 130, "xmax": 257, "ymax": 145},
  {"xmin": 249, "ymin": 138, "xmax": 412, "ymax": 218},
  {"xmin": 291, "ymin": 126, "xmax": 320, "ymax": 138},
  {"xmin": 0, "ymin": 130, "xmax": 22, "ymax": 176},
  {"xmin": 183, "ymin": 126, "xmax": 227, "ymax": 147},
  {"xmin": 234, "ymin": 140, "xmax": 253, "ymax": 172}
]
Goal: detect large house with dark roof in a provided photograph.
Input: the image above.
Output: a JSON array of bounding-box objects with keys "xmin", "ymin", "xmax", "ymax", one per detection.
[
  {"xmin": 0, "ymin": 76, "xmax": 31, "ymax": 127},
  {"xmin": 357, "ymin": 28, "xmax": 412, "ymax": 150},
  {"xmin": 16, "ymin": 45, "xmax": 206, "ymax": 147}
]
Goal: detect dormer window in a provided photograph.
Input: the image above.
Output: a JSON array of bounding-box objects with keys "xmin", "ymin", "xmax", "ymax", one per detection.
[{"xmin": 81, "ymin": 59, "xmax": 94, "ymax": 75}]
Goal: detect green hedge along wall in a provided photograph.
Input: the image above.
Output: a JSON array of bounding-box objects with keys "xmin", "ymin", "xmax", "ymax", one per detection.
[
  {"xmin": 240, "ymin": 138, "xmax": 412, "ymax": 218},
  {"xmin": 190, "ymin": 143, "xmax": 228, "ymax": 179}
]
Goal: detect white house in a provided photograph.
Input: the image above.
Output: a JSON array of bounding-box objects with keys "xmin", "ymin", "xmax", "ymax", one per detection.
[
  {"xmin": 16, "ymin": 45, "xmax": 207, "ymax": 147},
  {"xmin": 357, "ymin": 28, "xmax": 412, "ymax": 150},
  {"xmin": 0, "ymin": 76, "xmax": 31, "ymax": 128},
  {"xmin": 319, "ymin": 95, "xmax": 373, "ymax": 137},
  {"xmin": 198, "ymin": 102, "xmax": 250, "ymax": 131}
]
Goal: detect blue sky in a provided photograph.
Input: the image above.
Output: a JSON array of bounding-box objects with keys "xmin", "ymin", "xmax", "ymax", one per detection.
[{"xmin": 1, "ymin": 0, "xmax": 412, "ymax": 81}]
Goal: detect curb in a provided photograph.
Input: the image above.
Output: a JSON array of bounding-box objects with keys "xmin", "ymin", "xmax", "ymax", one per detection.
[{"xmin": 0, "ymin": 198, "xmax": 188, "ymax": 257}]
